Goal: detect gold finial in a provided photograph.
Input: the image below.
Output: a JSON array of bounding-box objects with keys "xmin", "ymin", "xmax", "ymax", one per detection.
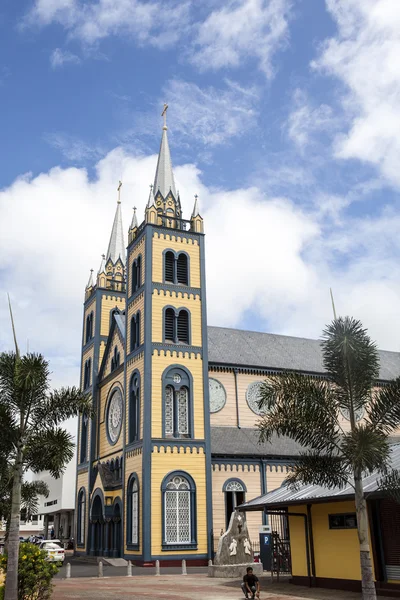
[
  {"xmin": 117, "ymin": 180, "xmax": 122, "ymax": 203},
  {"xmin": 161, "ymin": 103, "xmax": 168, "ymax": 129}
]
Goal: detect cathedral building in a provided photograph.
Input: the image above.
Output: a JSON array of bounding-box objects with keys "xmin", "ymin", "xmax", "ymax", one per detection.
[{"xmin": 75, "ymin": 112, "xmax": 400, "ymax": 566}]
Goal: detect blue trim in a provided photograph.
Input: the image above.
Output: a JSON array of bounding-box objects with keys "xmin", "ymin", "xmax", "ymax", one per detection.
[
  {"xmin": 198, "ymin": 235, "xmax": 213, "ymax": 560},
  {"xmin": 143, "ymin": 224, "xmax": 153, "ymax": 561},
  {"xmin": 152, "ymin": 344, "xmax": 202, "ymax": 357},
  {"xmin": 222, "ymin": 477, "xmax": 247, "ymax": 492},
  {"xmin": 126, "ymin": 472, "xmax": 140, "ymax": 550},
  {"xmin": 153, "ymin": 227, "xmax": 204, "ymax": 242},
  {"xmin": 104, "ymin": 383, "xmax": 124, "ymax": 447},
  {"xmin": 261, "ymin": 460, "xmax": 268, "ymax": 525},
  {"xmin": 127, "ymin": 286, "xmax": 144, "ymax": 306},
  {"xmin": 149, "ymin": 553, "xmax": 207, "ymax": 561},
  {"xmin": 153, "ymin": 282, "xmax": 200, "ymax": 298},
  {"xmin": 160, "ymin": 470, "xmax": 197, "ymax": 550},
  {"xmin": 162, "ymin": 305, "xmax": 191, "ymax": 345},
  {"xmin": 161, "ymin": 365, "xmax": 194, "ymax": 438},
  {"xmin": 128, "ymin": 370, "xmax": 141, "ymax": 443},
  {"xmin": 152, "ymin": 440, "xmax": 205, "ymax": 452}
]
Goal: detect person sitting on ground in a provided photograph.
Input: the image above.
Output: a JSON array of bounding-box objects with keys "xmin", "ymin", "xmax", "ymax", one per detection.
[{"xmin": 241, "ymin": 566, "xmax": 260, "ymax": 599}]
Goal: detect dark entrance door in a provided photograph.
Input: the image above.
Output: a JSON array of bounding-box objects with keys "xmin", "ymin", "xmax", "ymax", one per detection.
[
  {"xmin": 112, "ymin": 502, "xmax": 122, "ymax": 558},
  {"xmin": 379, "ymin": 498, "xmax": 400, "ymax": 581}
]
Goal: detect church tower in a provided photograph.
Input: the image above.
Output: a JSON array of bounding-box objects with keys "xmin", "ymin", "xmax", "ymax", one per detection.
[{"xmin": 76, "ymin": 106, "xmax": 212, "ymax": 565}]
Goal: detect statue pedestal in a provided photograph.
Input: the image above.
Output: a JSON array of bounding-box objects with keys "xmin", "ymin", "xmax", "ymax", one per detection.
[{"xmin": 208, "ymin": 562, "xmax": 263, "ymax": 578}]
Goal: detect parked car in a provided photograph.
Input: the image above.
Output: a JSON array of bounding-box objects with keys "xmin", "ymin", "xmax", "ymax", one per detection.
[{"xmin": 38, "ymin": 540, "xmax": 65, "ymax": 563}]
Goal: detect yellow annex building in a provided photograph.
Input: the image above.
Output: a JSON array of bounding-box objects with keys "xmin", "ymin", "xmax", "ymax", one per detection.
[{"xmin": 74, "ymin": 111, "xmax": 400, "ymax": 566}]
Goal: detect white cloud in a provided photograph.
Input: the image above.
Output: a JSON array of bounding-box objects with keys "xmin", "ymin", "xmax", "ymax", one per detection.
[
  {"xmin": 2, "ymin": 144, "xmax": 400, "ymax": 403},
  {"xmin": 44, "ymin": 132, "xmax": 105, "ymax": 162},
  {"xmin": 23, "ymin": 0, "xmax": 191, "ymax": 49},
  {"xmin": 50, "ymin": 48, "xmax": 81, "ymax": 68},
  {"xmin": 190, "ymin": 0, "xmax": 291, "ymax": 77},
  {"xmin": 286, "ymin": 89, "xmax": 336, "ymax": 150},
  {"xmin": 313, "ymin": 0, "xmax": 400, "ymax": 187}
]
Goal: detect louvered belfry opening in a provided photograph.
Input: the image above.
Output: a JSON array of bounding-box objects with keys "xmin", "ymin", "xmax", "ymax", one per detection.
[
  {"xmin": 177, "ymin": 309, "xmax": 189, "ymax": 344},
  {"xmin": 177, "ymin": 253, "xmax": 188, "ymax": 285},
  {"xmin": 165, "ymin": 308, "xmax": 175, "ymax": 342},
  {"xmin": 165, "ymin": 251, "xmax": 175, "ymax": 283}
]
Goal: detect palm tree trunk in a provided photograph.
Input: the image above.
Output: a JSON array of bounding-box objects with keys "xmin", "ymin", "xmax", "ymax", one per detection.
[
  {"xmin": 354, "ymin": 472, "xmax": 376, "ymax": 600},
  {"xmin": 4, "ymin": 447, "xmax": 23, "ymax": 600}
]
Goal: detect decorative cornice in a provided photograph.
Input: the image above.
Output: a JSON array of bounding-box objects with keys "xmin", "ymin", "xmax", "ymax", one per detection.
[
  {"xmin": 152, "ymin": 344, "xmax": 202, "ymax": 359},
  {"xmin": 153, "ymin": 283, "xmax": 201, "ymax": 299},
  {"xmin": 128, "ymin": 287, "xmax": 145, "ymax": 307},
  {"xmin": 152, "ymin": 440, "xmax": 205, "ymax": 453},
  {"xmin": 153, "ymin": 228, "xmax": 203, "ymax": 242}
]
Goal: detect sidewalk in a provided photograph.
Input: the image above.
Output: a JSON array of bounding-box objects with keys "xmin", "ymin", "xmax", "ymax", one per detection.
[{"xmin": 53, "ymin": 573, "xmax": 394, "ymax": 599}]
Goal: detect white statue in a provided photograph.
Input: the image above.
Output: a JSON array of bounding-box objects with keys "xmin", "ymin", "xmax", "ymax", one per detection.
[
  {"xmin": 229, "ymin": 538, "xmax": 238, "ymax": 556},
  {"xmin": 244, "ymin": 538, "xmax": 251, "ymax": 555}
]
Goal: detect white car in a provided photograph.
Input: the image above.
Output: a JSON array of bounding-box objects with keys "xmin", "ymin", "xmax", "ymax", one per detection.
[{"xmin": 38, "ymin": 540, "xmax": 65, "ymax": 563}]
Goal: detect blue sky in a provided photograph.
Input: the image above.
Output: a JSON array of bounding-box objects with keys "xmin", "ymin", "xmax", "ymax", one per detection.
[{"xmin": 1, "ymin": 0, "xmax": 400, "ymax": 388}]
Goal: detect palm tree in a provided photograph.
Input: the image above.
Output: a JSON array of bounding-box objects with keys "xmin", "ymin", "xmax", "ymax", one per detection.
[
  {"xmin": 258, "ymin": 317, "xmax": 400, "ymax": 600},
  {"xmin": 0, "ymin": 351, "xmax": 92, "ymax": 600}
]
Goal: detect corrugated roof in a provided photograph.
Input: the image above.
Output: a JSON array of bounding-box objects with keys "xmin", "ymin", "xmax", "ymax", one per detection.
[
  {"xmin": 239, "ymin": 443, "xmax": 400, "ymax": 510},
  {"xmin": 207, "ymin": 326, "xmax": 400, "ymax": 381},
  {"xmin": 211, "ymin": 427, "xmax": 303, "ymax": 457}
]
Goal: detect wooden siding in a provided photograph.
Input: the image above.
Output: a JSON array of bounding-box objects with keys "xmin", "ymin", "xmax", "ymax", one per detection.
[
  {"xmin": 151, "ymin": 352, "xmax": 205, "ymax": 439},
  {"xmin": 266, "ymin": 463, "xmax": 291, "ymax": 492},
  {"xmin": 127, "ymin": 292, "xmax": 145, "ymax": 349},
  {"xmin": 152, "ymin": 292, "xmax": 202, "ymax": 346},
  {"xmin": 211, "ymin": 465, "xmax": 262, "ymax": 544},
  {"xmin": 209, "ymin": 370, "xmax": 237, "ymax": 427},
  {"xmin": 128, "ymin": 235, "xmax": 145, "ymax": 296},
  {"xmin": 151, "ymin": 447, "xmax": 207, "ymax": 556},
  {"xmin": 100, "ymin": 295, "xmax": 125, "ymax": 337},
  {"xmin": 125, "ymin": 353, "xmax": 145, "ymax": 440},
  {"xmin": 152, "ymin": 234, "xmax": 200, "ymax": 288},
  {"xmin": 102, "ymin": 329, "xmax": 125, "ymax": 379}
]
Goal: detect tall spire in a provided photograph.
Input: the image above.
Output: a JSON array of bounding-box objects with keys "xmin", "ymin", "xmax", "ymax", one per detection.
[
  {"xmin": 153, "ymin": 104, "xmax": 177, "ymax": 199},
  {"xmin": 106, "ymin": 184, "xmax": 126, "ymax": 264},
  {"xmin": 146, "ymin": 184, "xmax": 155, "ymax": 208},
  {"xmin": 192, "ymin": 194, "xmax": 200, "ymax": 217},
  {"xmin": 86, "ymin": 269, "xmax": 94, "ymax": 289},
  {"xmin": 130, "ymin": 206, "xmax": 138, "ymax": 229},
  {"xmin": 98, "ymin": 254, "xmax": 106, "ymax": 274}
]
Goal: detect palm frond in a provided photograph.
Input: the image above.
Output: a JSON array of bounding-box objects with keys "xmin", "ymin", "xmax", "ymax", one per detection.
[
  {"xmin": 286, "ymin": 453, "xmax": 351, "ymax": 490},
  {"xmin": 378, "ymin": 469, "xmax": 400, "ymax": 503},
  {"xmin": 32, "ymin": 387, "xmax": 93, "ymax": 428},
  {"xmin": 258, "ymin": 373, "xmax": 341, "ymax": 453},
  {"xmin": 24, "ymin": 428, "xmax": 75, "ymax": 477},
  {"xmin": 366, "ymin": 379, "xmax": 400, "ymax": 435},
  {"xmin": 21, "ymin": 480, "xmax": 49, "ymax": 520},
  {"xmin": 341, "ymin": 425, "xmax": 390, "ymax": 474}
]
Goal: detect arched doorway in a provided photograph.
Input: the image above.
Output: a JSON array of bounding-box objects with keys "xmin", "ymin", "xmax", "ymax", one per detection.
[
  {"xmin": 111, "ymin": 499, "xmax": 122, "ymax": 558},
  {"xmin": 90, "ymin": 492, "xmax": 104, "ymax": 556}
]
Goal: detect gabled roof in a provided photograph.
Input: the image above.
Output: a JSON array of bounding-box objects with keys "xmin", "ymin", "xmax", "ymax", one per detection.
[
  {"xmin": 153, "ymin": 126, "xmax": 176, "ymax": 199},
  {"xmin": 106, "ymin": 201, "xmax": 125, "ymax": 265},
  {"xmin": 98, "ymin": 312, "xmax": 125, "ymax": 381},
  {"xmin": 211, "ymin": 427, "xmax": 303, "ymax": 458},
  {"xmin": 207, "ymin": 326, "xmax": 400, "ymax": 382},
  {"xmin": 239, "ymin": 443, "xmax": 400, "ymax": 511}
]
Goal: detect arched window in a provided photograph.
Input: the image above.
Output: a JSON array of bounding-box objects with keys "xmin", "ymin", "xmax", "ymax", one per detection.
[
  {"xmin": 163, "ymin": 367, "xmax": 192, "ymax": 438},
  {"xmin": 80, "ymin": 414, "xmax": 88, "ymax": 463},
  {"xmin": 77, "ymin": 488, "xmax": 86, "ymax": 546},
  {"xmin": 165, "ymin": 251, "xmax": 175, "ymax": 283},
  {"xmin": 131, "ymin": 255, "xmax": 142, "ymax": 295},
  {"xmin": 177, "ymin": 253, "xmax": 188, "ymax": 285},
  {"xmin": 223, "ymin": 479, "xmax": 246, "ymax": 529},
  {"xmin": 136, "ymin": 311, "xmax": 140, "ymax": 347},
  {"xmin": 85, "ymin": 312, "xmax": 93, "ymax": 344},
  {"xmin": 137, "ymin": 255, "xmax": 142, "ymax": 289},
  {"xmin": 164, "ymin": 308, "xmax": 190, "ymax": 344},
  {"xmin": 111, "ymin": 346, "xmax": 120, "ymax": 372},
  {"xmin": 83, "ymin": 359, "xmax": 91, "ymax": 389},
  {"xmin": 127, "ymin": 475, "xmax": 139, "ymax": 547},
  {"xmin": 162, "ymin": 472, "xmax": 196, "ymax": 548},
  {"xmin": 129, "ymin": 372, "xmax": 140, "ymax": 443},
  {"xmin": 130, "ymin": 313, "xmax": 141, "ymax": 352}
]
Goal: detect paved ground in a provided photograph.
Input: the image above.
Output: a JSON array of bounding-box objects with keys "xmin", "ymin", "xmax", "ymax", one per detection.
[{"xmin": 53, "ymin": 573, "xmax": 394, "ymax": 600}]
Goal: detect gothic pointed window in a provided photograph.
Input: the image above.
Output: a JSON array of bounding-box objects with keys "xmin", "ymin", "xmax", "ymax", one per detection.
[
  {"xmin": 77, "ymin": 488, "xmax": 86, "ymax": 546},
  {"xmin": 127, "ymin": 476, "xmax": 139, "ymax": 547},
  {"xmin": 130, "ymin": 315, "xmax": 136, "ymax": 351},
  {"xmin": 223, "ymin": 479, "xmax": 246, "ymax": 530},
  {"xmin": 136, "ymin": 311, "xmax": 140, "ymax": 347},
  {"xmin": 85, "ymin": 312, "xmax": 93, "ymax": 343},
  {"xmin": 177, "ymin": 253, "xmax": 188, "ymax": 285},
  {"xmin": 129, "ymin": 372, "xmax": 140, "ymax": 443},
  {"xmin": 83, "ymin": 359, "xmax": 91, "ymax": 390},
  {"xmin": 137, "ymin": 255, "xmax": 142, "ymax": 288},
  {"xmin": 111, "ymin": 346, "xmax": 120, "ymax": 372},
  {"xmin": 163, "ymin": 367, "xmax": 192, "ymax": 438},
  {"xmin": 165, "ymin": 251, "xmax": 175, "ymax": 283},
  {"xmin": 162, "ymin": 473, "xmax": 196, "ymax": 548},
  {"xmin": 80, "ymin": 414, "xmax": 88, "ymax": 463},
  {"xmin": 164, "ymin": 308, "xmax": 190, "ymax": 344},
  {"xmin": 131, "ymin": 261, "xmax": 137, "ymax": 295}
]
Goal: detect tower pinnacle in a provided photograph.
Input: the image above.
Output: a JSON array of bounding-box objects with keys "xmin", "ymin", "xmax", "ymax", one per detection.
[
  {"xmin": 153, "ymin": 106, "xmax": 176, "ymax": 199},
  {"xmin": 106, "ymin": 187, "xmax": 126, "ymax": 264}
]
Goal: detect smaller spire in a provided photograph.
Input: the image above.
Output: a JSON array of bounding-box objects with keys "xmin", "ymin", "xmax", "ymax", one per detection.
[
  {"xmin": 131, "ymin": 206, "xmax": 138, "ymax": 229},
  {"xmin": 86, "ymin": 269, "xmax": 94, "ymax": 289},
  {"xmin": 146, "ymin": 184, "xmax": 155, "ymax": 208},
  {"xmin": 192, "ymin": 194, "xmax": 200, "ymax": 218},
  {"xmin": 98, "ymin": 254, "xmax": 106, "ymax": 274}
]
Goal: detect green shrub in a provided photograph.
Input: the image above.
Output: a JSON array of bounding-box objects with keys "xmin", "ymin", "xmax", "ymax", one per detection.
[{"xmin": 0, "ymin": 542, "xmax": 59, "ymax": 600}]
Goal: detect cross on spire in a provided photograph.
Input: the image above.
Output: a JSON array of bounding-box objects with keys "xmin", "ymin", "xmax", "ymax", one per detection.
[
  {"xmin": 161, "ymin": 103, "xmax": 168, "ymax": 129},
  {"xmin": 117, "ymin": 180, "xmax": 122, "ymax": 203}
]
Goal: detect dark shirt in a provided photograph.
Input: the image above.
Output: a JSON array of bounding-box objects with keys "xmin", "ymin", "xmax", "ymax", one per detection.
[{"xmin": 243, "ymin": 574, "xmax": 258, "ymax": 588}]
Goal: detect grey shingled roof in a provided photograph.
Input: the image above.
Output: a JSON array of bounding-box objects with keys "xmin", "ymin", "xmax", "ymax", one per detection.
[
  {"xmin": 211, "ymin": 427, "xmax": 303, "ymax": 458},
  {"xmin": 114, "ymin": 314, "xmax": 125, "ymax": 339},
  {"xmin": 207, "ymin": 326, "xmax": 400, "ymax": 382},
  {"xmin": 239, "ymin": 443, "xmax": 400, "ymax": 511}
]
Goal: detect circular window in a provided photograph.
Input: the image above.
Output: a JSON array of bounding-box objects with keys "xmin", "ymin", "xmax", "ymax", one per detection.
[
  {"xmin": 106, "ymin": 388, "xmax": 123, "ymax": 444},
  {"xmin": 340, "ymin": 406, "xmax": 364, "ymax": 422},
  {"xmin": 209, "ymin": 378, "xmax": 227, "ymax": 413},
  {"xmin": 246, "ymin": 382, "xmax": 266, "ymax": 416}
]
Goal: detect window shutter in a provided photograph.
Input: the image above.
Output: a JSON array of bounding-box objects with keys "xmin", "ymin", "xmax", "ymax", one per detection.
[
  {"xmin": 177, "ymin": 254, "xmax": 188, "ymax": 285},
  {"xmin": 165, "ymin": 252, "xmax": 175, "ymax": 283},
  {"xmin": 165, "ymin": 308, "xmax": 175, "ymax": 341},
  {"xmin": 177, "ymin": 310, "xmax": 189, "ymax": 344}
]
